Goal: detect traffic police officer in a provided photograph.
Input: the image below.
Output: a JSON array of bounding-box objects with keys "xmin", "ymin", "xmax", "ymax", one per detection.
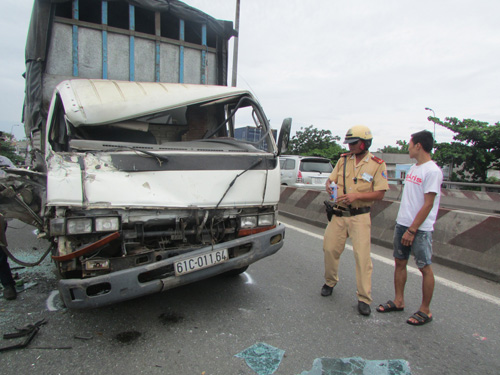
[{"xmin": 321, "ymin": 125, "xmax": 389, "ymax": 316}]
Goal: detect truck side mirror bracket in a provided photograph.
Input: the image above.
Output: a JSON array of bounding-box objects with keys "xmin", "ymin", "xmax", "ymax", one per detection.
[{"xmin": 277, "ymin": 118, "xmax": 291, "ymax": 156}]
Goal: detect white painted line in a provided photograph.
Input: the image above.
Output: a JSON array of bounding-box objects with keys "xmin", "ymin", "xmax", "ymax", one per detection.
[
  {"xmin": 243, "ymin": 272, "xmax": 254, "ymax": 285},
  {"xmin": 284, "ymin": 222, "xmax": 500, "ymax": 307},
  {"xmin": 46, "ymin": 290, "xmax": 61, "ymax": 311}
]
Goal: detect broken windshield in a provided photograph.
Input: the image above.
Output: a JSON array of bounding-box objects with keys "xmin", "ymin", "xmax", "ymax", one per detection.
[{"xmin": 50, "ymin": 93, "xmax": 275, "ymax": 153}]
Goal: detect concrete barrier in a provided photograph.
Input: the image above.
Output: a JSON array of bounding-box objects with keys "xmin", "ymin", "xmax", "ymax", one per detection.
[
  {"xmin": 384, "ymin": 184, "xmax": 500, "ymax": 214},
  {"xmin": 279, "ymin": 186, "xmax": 500, "ymax": 282}
]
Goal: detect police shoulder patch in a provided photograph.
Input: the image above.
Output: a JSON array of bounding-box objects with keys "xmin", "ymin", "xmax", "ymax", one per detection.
[{"xmin": 371, "ymin": 156, "xmax": 384, "ymax": 164}]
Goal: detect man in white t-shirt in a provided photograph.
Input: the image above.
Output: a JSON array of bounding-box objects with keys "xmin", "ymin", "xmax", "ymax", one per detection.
[{"xmin": 376, "ymin": 130, "xmax": 443, "ymax": 326}]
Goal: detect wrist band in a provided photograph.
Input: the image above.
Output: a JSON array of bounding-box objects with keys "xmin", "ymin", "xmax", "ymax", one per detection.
[{"xmin": 407, "ymin": 229, "xmax": 416, "ymax": 235}]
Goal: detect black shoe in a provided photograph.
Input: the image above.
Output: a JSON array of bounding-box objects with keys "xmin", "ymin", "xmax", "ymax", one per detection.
[
  {"xmin": 358, "ymin": 301, "xmax": 371, "ymax": 316},
  {"xmin": 321, "ymin": 284, "xmax": 334, "ymax": 296},
  {"xmin": 2, "ymin": 285, "xmax": 17, "ymax": 300}
]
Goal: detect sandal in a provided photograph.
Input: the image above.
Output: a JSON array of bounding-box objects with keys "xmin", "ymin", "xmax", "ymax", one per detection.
[
  {"xmin": 376, "ymin": 300, "xmax": 404, "ymax": 313},
  {"xmin": 407, "ymin": 311, "xmax": 433, "ymax": 326}
]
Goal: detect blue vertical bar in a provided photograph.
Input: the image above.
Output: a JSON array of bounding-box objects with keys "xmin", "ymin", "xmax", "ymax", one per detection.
[
  {"xmin": 179, "ymin": 19, "xmax": 185, "ymax": 83},
  {"xmin": 201, "ymin": 24, "xmax": 207, "ymax": 84},
  {"xmin": 102, "ymin": 1, "xmax": 108, "ymax": 79},
  {"xmin": 129, "ymin": 5, "xmax": 135, "ymax": 81},
  {"xmin": 72, "ymin": 0, "xmax": 79, "ymax": 77},
  {"xmin": 155, "ymin": 12, "xmax": 161, "ymax": 82},
  {"xmin": 155, "ymin": 42, "xmax": 160, "ymax": 82}
]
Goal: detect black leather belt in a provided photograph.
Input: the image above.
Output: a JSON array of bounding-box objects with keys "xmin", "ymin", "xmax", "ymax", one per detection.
[{"xmin": 333, "ymin": 206, "xmax": 370, "ymax": 217}]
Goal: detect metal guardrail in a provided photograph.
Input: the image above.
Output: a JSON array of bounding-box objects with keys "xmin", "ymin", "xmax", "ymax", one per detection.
[{"xmin": 389, "ymin": 178, "xmax": 500, "ymax": 192}]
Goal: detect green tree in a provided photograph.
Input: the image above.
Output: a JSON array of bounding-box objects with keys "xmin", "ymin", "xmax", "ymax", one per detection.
[
  {"xmin": 378, "ymin": 140, "xmax": 409, "ymax": 154},
  {"xmin": 288, "ymin": 125, "xmax": 347, "ymax": 163},
  {"xmin": 302, "ymin": 143, "xmax": 346, "ymax": 162},
  {"xmin": 431, "ymin": 117, "xmax": 500, "ymax": 182},
  {"xmin": 0, "ymin": 136, "xmax": 23, "ymax": 165}
]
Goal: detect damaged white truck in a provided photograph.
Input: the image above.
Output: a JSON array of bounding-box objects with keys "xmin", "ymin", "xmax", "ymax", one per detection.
[{"xmin": 1, "ymin": 0, "xmax": 290, "ymax": 309}]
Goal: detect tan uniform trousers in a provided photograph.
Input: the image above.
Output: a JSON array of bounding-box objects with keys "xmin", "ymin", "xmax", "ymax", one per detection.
[{"xmin": 323, "ymin": 212, "xmax": 373, "ymax": 304}]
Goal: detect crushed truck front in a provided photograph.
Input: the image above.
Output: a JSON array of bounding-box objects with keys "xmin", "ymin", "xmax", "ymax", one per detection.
[{"xmin": 43, "ymin": 79, "xmax": 288, "ymax": 308}]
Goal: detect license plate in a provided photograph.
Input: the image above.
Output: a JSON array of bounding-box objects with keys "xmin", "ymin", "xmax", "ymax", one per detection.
[
  {"xmin": 312, "ymin": 177, "xmax": 327, "ymax": 184},
  {"xmin": 174, "ymin": 249, "xmax": 229, "ymax": 276}
]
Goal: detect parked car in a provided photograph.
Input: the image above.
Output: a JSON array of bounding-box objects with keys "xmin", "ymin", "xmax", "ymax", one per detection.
[
  {"xmin": 0, "ymin": 156, "xmax": 15, "ymax": 178},
  {"xmin": 0, "ymin": 156, "xmax": 14, "ymax": 168},
  {"xmin": 279, "ymin": 155, "xmax": 333, "ymax": 190}
]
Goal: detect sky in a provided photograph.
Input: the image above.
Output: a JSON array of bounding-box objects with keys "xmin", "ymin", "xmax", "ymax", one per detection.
[{"xmin": 1, "ymin": 0, "xmax": 499, "ymax": 151}]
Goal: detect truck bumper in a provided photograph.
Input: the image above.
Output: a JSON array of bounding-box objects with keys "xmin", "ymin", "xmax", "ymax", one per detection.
[{"xmin": 58, "ymin": 223, "xmax": 285, "ymax": 309}]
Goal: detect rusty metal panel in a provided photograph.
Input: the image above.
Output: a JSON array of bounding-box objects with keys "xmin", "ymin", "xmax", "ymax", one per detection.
[
  {"xmin": 160, "ymin": 43, "xmax": 179, "ymax": 83},
  {"xmin": 78, "ymin": 28, "xmax": 103, "ymax": 79},
  {"xmin": 207, "ymin": 51, "xmax": 217, "ymax": 85},
  {"xmin": 107, "ymin": 33, "xmax": 130, "ymax": 81},
  {"xmin": 135, "ymin": 38, "xmax": 155, "ymax": 82},
  {"xmin": 43, "ymin": 22, "xmax": 220, "ymax": 98},
  {"xmin": 183, "ymin": 47, "xmax": 201, "ymax": 84},
  {"xmin": 46, "ymin": 23, "xmax": 73, "ymax": 77}
]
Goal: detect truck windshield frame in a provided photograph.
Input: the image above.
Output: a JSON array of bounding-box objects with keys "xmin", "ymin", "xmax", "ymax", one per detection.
[{"xmin": 48, "ymin": 89, "xmax": 276, "ymax": 154}]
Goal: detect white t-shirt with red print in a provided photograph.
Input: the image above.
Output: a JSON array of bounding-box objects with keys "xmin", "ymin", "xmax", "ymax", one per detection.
[{"xmin": 396, "ymin": 160, "xmax": 443, "ymax": 231}]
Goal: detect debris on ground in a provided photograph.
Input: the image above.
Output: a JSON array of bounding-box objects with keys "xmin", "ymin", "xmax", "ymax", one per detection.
[
  {"xmin": 235, "ymin": 342, "xmax": 285, "ymax": 375},
  {"xmin": 74, "ymin": 334, "xmax": 93, "ymax": 341},
  {"xmin": 0, "ymin": 318, "xmax": 48, "ymax": 352},
  {"xmin": 299, "ymin": 357, "xmax": 411, "ymax": 375}
]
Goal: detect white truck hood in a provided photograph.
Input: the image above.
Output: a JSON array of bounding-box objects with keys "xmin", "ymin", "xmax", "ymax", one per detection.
[{"xmin": 46, "ymin": 152, "xmax": 280, "ymax": 209}]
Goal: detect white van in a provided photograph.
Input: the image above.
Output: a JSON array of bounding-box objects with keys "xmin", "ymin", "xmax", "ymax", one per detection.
[{"xmin": 279, "ymin": 155, "xmax": 333, "ymax": 190}]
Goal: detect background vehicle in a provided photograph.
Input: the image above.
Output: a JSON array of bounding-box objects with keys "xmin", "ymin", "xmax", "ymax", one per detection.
[
  {"xmin": 0, "ymin": 156, "xmax": 15, "ymax": 178},
  {"xmin": 0, "ymin": 0, "xmax": 291, "ymax": 309},
  {"xmin": 280, "ymin": 155, "xmax": 333, "ymax": 190},
  {"xmin": 0, "ymin": 156, "xmax": 14, "ymax": 168}
]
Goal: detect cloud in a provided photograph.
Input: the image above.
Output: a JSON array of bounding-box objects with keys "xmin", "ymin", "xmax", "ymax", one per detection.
[
  {"xmin": 0, "ymin": 0, "xmax": 32, "ymax": 139},
  {"xmin": 1, "ymin": 0, "xmax": 499, "ymax": 150}
]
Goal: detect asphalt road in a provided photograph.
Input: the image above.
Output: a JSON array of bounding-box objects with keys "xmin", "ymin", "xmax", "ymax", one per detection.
[{"xmin": 1, "ymin": 217, "xmax": 500, "ymax": 375}]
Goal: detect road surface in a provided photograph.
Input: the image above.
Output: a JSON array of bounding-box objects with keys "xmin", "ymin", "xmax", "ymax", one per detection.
[{"xmin": 1, "ymin": 217, "xmax": 499, "ymax": 375}]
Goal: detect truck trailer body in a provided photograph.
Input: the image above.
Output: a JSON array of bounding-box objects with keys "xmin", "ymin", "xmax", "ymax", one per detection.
[{"xmin": 24, "ymin": 0, "xmax": 235, "ymax": 166}]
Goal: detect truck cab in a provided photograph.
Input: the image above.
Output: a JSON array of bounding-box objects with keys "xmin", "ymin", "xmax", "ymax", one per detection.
[{"xmin": 2, "ymin": 79, "xmax": 291, "ymax": 309}]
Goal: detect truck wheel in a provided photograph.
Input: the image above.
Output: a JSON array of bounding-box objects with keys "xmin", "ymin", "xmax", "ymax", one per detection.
[{"xmin": 223, "ymin": 266, "xmax": 248, "ymax": 276}]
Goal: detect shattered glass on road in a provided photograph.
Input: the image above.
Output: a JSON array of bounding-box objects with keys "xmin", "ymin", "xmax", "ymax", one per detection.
[
  {"xmin": 299, "ymin": 357, "xmax": 411, "ymax": 375},
  {"xmin": 235, "ymin": 342, "xmax": 285, "ymax": 375}
]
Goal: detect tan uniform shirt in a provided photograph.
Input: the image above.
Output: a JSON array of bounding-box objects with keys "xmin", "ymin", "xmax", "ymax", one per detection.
[{"xmin": 329, "ymin": 152, "xmax": 389, "ymax": 209}]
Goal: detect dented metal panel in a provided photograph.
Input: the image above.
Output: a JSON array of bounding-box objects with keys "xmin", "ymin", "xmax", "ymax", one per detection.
[
  {"xmin": 46, "ymin": 153, "xmax": 83, "ymax": 206},
  {"xmin": 56, "ymin": 80, "xmax": 250, "ymax": 126},
  {"xmin": 46, "ymin": 151, "xmax": 280, "ymax": 209},
  {"xmin": 58, "ymin": 224, "xmax": 285, "ymax": 309}
]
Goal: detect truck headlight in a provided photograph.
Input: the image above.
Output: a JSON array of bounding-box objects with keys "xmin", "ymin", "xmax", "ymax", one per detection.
[
  {"xmin": 258, "ymin": 214, "xmax": 275, "ymax": 226},
  {"xmin": 67, "ymin": 218, "xmax": 92, "ymax": 234},
  {"xmin": 50, "ymin": 218, "xmax": 66, "ymax": 236},
  {"xmin": 240, "ymin": 216, "xmax": 258, "ymax": 229},
  {"xmin": 84, "ymin": 259, "xmax": 110, "ymax": 271},
  {"xmin": 95, "ymin": 217, "xmax": 120, "ymax": 232}
]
